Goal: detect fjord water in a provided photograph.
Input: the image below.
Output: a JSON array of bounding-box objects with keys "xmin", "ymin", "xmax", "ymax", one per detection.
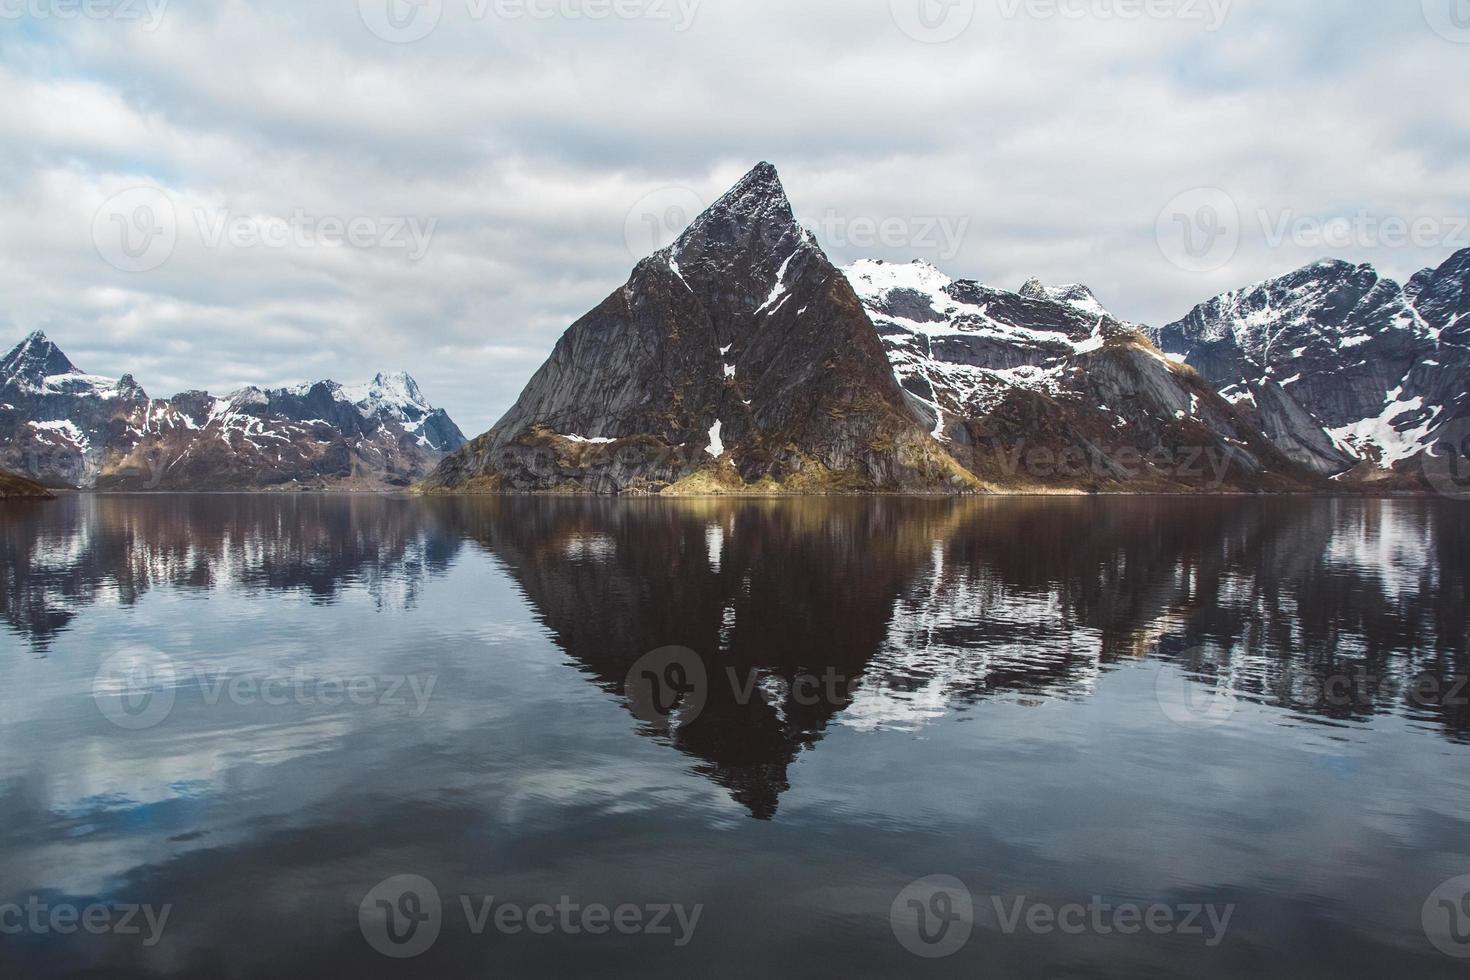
[{"xmin": 1, "ymin": 495, "xmax": 1467, "ymax": 978}]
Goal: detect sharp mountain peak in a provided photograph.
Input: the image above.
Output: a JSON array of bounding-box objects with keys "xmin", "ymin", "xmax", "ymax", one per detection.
[{"xmin": 2, "ymin": 329, "xmax": 79, "ymax": 382}]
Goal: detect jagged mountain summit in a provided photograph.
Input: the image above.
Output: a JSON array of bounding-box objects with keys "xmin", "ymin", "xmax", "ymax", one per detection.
[
  {"xmin": 424, "ymin": 162, "xmax": 977, "ymax": 494},
  {"xmin": 1150, "ymin": 249, "xmax": 1470, "ymax": 478},
  {"xmin": 0, "ymin": 332, "xmax": 465, "ymax": 490},
  {"xmin": 1018, "ymin": 277, "xmax": 1111, "ymax": 318},
  {"xmin": 843, "ymin": 259, "xmax": 1314, "ymax": 491},
  {"xmin": 426, "ymin": 164, "xmax": 1318, "ymax": 496}
]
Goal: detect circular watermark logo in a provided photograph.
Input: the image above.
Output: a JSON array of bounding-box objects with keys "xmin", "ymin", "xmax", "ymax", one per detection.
[
  {"xmin": 1156, "ymin": 187, "xmax": 1240, "ymax": 274},
  {"xmin": 358, "ymin": 0, "xmax": 443, "ymax": 43},
  {"xmin": 1424, "ymin": 875, "xmax": 1470, "ymax": 958},
  {"xmin": 623, "ymin": 645, "xmax": 708, "ymax": 729},
  {"xmin": 1422, "ymin": 0, "xmax": 1470, "ymax": 43},
  {"xmin": 360, "ymin": 874, "xmax": 443, "ymax": 959},
  {"xmin": 92, "ymin": 186, "xmax": 177, "ymax": 273},
  {"xmin": 624, "ymin": 186, "xmax": 705, "ymax": 260},
  {"xmin": 92, "ymin": 647, "xmax": 177, "ymax": 730},
  {"xmin": 891, "ymin": 875, "xmax": 974, "ymax": 958},
  {"xmin": 1423, "ymin": 417, "xmax": 1470, "ymax": 500},
  {"xmin": 890, "ymin": 0, "xmax": 976, "ymax": 43},
  {"xmin": 1155, "ymin": 659, "xmax": 1236, "ymax": 729}
]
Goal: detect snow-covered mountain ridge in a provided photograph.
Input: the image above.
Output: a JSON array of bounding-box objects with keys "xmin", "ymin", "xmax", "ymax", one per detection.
[
  {"xmin": 844, "ymin": 248, "xmax": 1467, "ymax": 484},
  {"xmin": 0, "ymin": 332, "xmax": 466, "ymax": 489}
]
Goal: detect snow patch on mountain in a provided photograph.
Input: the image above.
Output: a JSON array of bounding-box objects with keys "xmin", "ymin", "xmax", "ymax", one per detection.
[
  {"xmin": 1326, "ymin": 391, "xmax": 1435, "ymax": 466},
  {"xmin": 29, "ymin": 419, "xmax": 89, "ymax": 450}
]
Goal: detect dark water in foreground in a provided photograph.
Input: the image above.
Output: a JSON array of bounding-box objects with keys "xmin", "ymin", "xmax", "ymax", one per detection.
[{"xmin": 1, "ymin": 495, "xmax": 1468, "ymax": 978}]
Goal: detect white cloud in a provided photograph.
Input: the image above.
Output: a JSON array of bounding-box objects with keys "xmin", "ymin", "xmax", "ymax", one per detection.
[{"xmin": 0, "ymin": 0, "xmax": 1465, "ymax": 434}]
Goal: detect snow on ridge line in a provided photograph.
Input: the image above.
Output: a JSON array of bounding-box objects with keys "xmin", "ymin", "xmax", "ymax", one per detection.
[
  {"xmin": 843, "ymin": 259, "xmax": 1132, "ymax": 349},
  {"xmin": 231, "ymin": 373, "xmax": 440, "ymax": 422},
  {"xmin": 843, "ymin": 259, "xmax": 955, "ymax": 306}
]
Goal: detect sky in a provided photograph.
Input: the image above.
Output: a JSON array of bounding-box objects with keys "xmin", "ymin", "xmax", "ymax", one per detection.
[{"xmin": 1, "ymin": 0, "xmax": 1467, "ymax": 435}]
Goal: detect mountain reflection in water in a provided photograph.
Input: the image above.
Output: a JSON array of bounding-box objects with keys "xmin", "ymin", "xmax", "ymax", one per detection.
[{"xmin": 0, "ymin": 495, "xmax": 1467, "ymax": 979}]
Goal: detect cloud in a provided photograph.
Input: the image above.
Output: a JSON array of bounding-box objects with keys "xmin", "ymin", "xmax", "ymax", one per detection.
[{"xmin": 1, "ymin": 0, "xmax": 1465, "ymax": 434}]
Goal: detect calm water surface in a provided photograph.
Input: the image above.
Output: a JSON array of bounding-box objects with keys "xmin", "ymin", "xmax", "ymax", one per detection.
[{"xmin": 1, "ymin": 495, "xmax": 1468, "ymax": 978}]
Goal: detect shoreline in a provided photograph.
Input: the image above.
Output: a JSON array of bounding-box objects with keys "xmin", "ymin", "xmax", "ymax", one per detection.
[{"xmin": 11, "ymin": 488, "xmax": 1458, "ymax": 500}]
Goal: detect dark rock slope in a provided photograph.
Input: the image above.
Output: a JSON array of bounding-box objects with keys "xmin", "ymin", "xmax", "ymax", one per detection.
[{"xmin": 423, "ymin": 163, "xmax": 977, "ymax": 494}]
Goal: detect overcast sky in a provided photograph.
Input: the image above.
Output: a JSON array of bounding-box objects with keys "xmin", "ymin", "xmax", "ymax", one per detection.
[{"xmin": 1, "ymin": 0, "xmax": 1466, "ymax": 434}]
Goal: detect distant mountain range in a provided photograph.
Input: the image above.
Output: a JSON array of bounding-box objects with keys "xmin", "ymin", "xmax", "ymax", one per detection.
[
  {"xmin": 0, "ymin": 332, "xmax": 465, "ymax": 490},
  {"xmin": 425, "ymin": 162, "xmax": 1467, "ymax": 494},
  {"xmin": 6, "ymin": 163, "xmax": 1464, "ymax": 495}
]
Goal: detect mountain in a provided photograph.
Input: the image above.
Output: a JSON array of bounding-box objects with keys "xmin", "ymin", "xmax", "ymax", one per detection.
[
  {"xmin": 423, "ymin": 163, "xmax": 977, "ymax": 494},
  {"xmin": 844, "ymin": 259, "xmax": 1316, "ymax": 492},
  {"xmin": 1149, "ymin": 250, "xmax": 1470, "ymax": 480},
  {"xmin": 0, "ymin": 467, "xmax": 52, "ymax": 499},
  {"xmin": 426, "ymin": 164, "xmax": 1321, "ymax": 495},
  {"xmin": 0, "ymin": 332, "xmax": 466, "ymax": 490}
]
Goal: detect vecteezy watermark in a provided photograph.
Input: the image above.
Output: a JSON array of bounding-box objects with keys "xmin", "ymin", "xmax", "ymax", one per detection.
[
  {"xmin": 360, "ymin": 875, "xmax": 443, "ymax": 959},
  {"xmin": 1423, "ymin": 417, "xmax": 1470, "ymax": 500},
  {"xmin": 989, "ymin": 895, "xmax": 1234, "ymax": 947},
  {"xmin": 92, "ymin": 647, "xmax": 179, "ymax": 730},
  {"xmin": 92, "ymin": 648, "xmax": 438, "ymax": 731},
  {"xmin": 807, "ymin": 210, "xmax": 971, "ymax": 262},
  {"xmin": 996, "ymin": 0, "xmax": 1231, "ymax": 31},
  {"xmin": 194, "ymin": 208, "xmax": 437, "ymax": 262},
  {"xmin": 623, "ymin": 185, "xmax": 970, "ymax": 262},
  {"xmin": 1156, "ymin": 187, "xmax": 1240, "ymax": 274},
  {"xmin": 1259, "ymin": 210, "xmax": 1470, "ymax": 252},
  {"xmin": 623, "ymin": 646, "xmax": 709, "ymax": 731},
  {"xmin": 889, "ymin": 876, "xmax": 1234, "ymax": 958},
  {"xmin": 890, "ymin": 876, "xmax": 974, "ymax": 958},
  {"xmin": 890, "ymin": 0, "xmax": 976, "ymax": 43},
  {"xmin": 358, "ymin": 0, "xmax": 700, "ymax": 43},
  {"xmin": 979, "ymin": 440, "xmax": 1248, "ymax": 489},
  {"xmin": 0, "ymin": 896, "xmax": 172, "ymax": 947},
  {"xmin": 624, "ymin": 186, "xmax": 707, "ymax": 259},
  {"xmin": 1425, "ymin": 875, "xmax": 1470, "ymax": 959},
  {"xmin": 1422, "ymin": 0, "xmax": 1470, "ymax": 44},
  {"xmin": 489, "ymin": 0, "xmax": 700, "ymax": 29},
  {"xmin": 0, "ymin": 0, "xmax": 169, "ymax": 28},
  {"xmin": 92, "ymin": 186, "xmax": 438, "ymax": 271},
  {"xmin": 359, "ymin": 875, "xmax": 703, "ymax": 959},
  {"xmin": 1156, "ymin": 655, "xmax": 1470, "ymax": 730},
  {"xmin": 93, "ymin": 187, "xmax": 178, "ymax": 274},
  {"xmin": 622, "ymin": 647, "xmax": 870, "ymax": 730},
  {"xmin": 1159, "ymin": 188, "xmax": 1470, "ymax": 274},
  {"xmin": 1154, "ymin": 657, "xmax": 1236, "ymax": 729},
  {"xmin": 358, "ymin": 0, "xmax": 443, "ymax": 43}
]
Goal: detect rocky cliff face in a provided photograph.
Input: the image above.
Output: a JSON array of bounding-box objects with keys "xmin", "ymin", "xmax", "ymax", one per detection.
[
  {"xmin": 1149, "ymin": 252, "xmax": 1469, "ymax": 478},
  {"xmin": 845, "ymin": 260, "xmax": 1315, "ymax": 492},
  {"xmin": 1404, "ymin": 248, "xmax": 1470, "ymax": 477},
  {"xmin": 0, "ymin": 332, "xmax": 465, "ymax": 490},
  {"xmin": 423, "ymin": 163, "xmax": 977, "ymax": 494}
]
